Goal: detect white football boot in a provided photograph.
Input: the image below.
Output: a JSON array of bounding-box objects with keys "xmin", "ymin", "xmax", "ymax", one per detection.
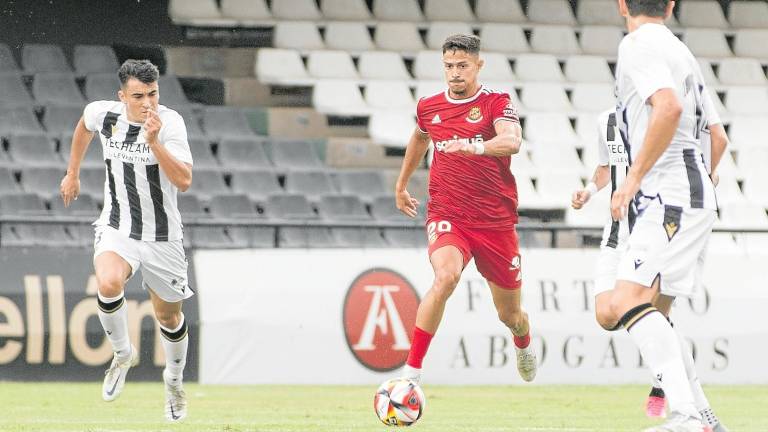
[
  {"xmin": 701, "ymin": 408, "xmax": 728, "ymax": 432},
  {"xmin": 401, "ymin": 365, "xmax": 422, "ymax": 384},
  {"xmin": 164, "ymin": 369, "xmax": 188, "ymax": 422},
  {"xmin": 515, "ymin": 346, "xmax": 537, "ymax": 382},
  {"xmin": 102, "ymin": 344, "xmax": 139, "ymax": 402},
  {"xmin": 643, "ymin": 412, "xmax": 709, "ymax": 432}
]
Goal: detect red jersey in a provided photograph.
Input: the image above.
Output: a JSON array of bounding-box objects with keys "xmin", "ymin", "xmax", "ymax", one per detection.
[{"xmin": 416, "ymin": 86, "xmax": 521, "ymax": 229}]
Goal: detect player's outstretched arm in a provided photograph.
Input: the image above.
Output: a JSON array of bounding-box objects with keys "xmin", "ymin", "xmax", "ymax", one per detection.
[
  {"xmin": 60, "ymin": 117, "xmax": 95, "ymax": 207},
  {"xmin": 611, "ymin": 88, "xmax": 682, "ymax": 220},
  {"xmin": 572, "ymin": 165, "xmax": 609, "ymax": 209},
  {"xmin": 482, "ymin": 120, "xmax": 522, "ymax": 157},
  {"xmin": 395, "ymin": 127, "xmax": 431, "ymax": 218},
  {"xmin": 144, "ymin": 109, "xmax": 192, "ymax": 192}
]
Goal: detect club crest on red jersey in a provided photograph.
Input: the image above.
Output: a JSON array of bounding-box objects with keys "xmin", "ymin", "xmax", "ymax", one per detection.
[{"xmin": 466, "ymin": 106, "xmax": 483, "ymax": 123}]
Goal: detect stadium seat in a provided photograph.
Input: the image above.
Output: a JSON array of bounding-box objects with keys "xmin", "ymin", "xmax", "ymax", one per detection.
[
  {"xmin": 312, "ymin": 80, "xmax": 369, "ymax": 116},
  {"xmin": 383, "ymin": 227, "xmax": 425, "ymax": 247},
  {"xmin": 186, "ymin": 138, "xmax": 219, "ymax": 170},
  {"xmin": 43, "ymin": 104, "xmax": 83, "ymax": 134},
  {"xmin": 728, "ymin": 116, "xmax": 768, "ymax": 149},
  {"xmin": 187, "ymin": 169, "xmax": 230, "ymax": 200},
  {"xmin": 510, "ymin": 147, "xmax": 537, "ymax": 177},
  {"xmin": 698, "ymin": 59, "xmax": 720, "ymax": 86},
  {"xmin": 284, "ymin": 170, "xmax": 339, "ymax": 202},
  {"xmin": 330, "ymin": 227, "xmax": 387, "ymax": 248},
  {"xmin": 531, "ymin": 144, "xmax": 585, "ymax": 177},
  {"xmin": 269, "ymin": 139, "xmax": 324, "ymax": 170},
  {"xmin": 76, "ymin": 167, "xmax": 106, "ymax": 199},
  {"xmin": 536, "ymin": 172, "xmax": 583, "ymax": 205},
  {"xmin": 704, "ymin": 89, "xmax": 728, "ymax": 120},
  {"xmin": 32, "ymin": 73, "xmax": 85, "ymax": 105},
  {"xmin": 564, "ymin": 56, "xmax": 614, "ymax": 83},
  {"xmin": 424, "ymin": 0, "xmax": 475, "ymax": 21},
  {"xmin": 22, "ymin": 44, "xmax": 70, "ymax": 73},
  {"xmin": 202, "ymin": 106, "xmax": 255, "ymax": 138},
  {"xmin": 84, "ymin": 73, "xmax": 120, "ymax": 101},
  {"xmin": 571, "ymin": 83, "xmax": 615, "ymax": 113},
  {"xmin": 575, "ymin": 112, "xmax": 601, "ymax": 144},
  {"xmin": 426, "ymin": 22, "xmax": 474, "ymax": 51},
  {"xmin": 20, "ymin": 166, "xmax": 64, "ymax": 198},
  {"xmin": 714, "ymin": 175, "xmax": 748, "ymax": 204},
  {"xmin": 0, "ymin": 166, "xmax": 22, "ymax": 195},
  {"xmin": 678, "ymin": 1, "xmax": 729, "ymax": 29},
  {"xmin": 717, "ymin": 58, "xmax": 767, "ymax": 86},
  {"xmin": 307, "ymin": 50, "xmax": 359, "ymax": 80},
  {"xmin": 177, "ymin": 193, "xmax": 209, "ymax": 218},
  {"xmin": 579, "ymin": 25, "xmax": 624, "ymax": 57},
  {"xmin": 158, "ymin": 75, "xmax": 190, "ymax": 108},
  {"xmin": 374, "ymin": 22, "xmax": 426, "ymax": 53},
  {"xmin": 729, "ymin": 1, "xmax": 768, "ymax": 29},
  {"xmin": 530, "ymin": 25, "xmax": 581, "ymax": 56},
  {"xmin": 371, "ymin": 195, "xmax": 418, "ymax": 223},
  {"xmin": 271, "ymin": 0, "xmax": 322, "ymax": 20},
  {"xmin": 273, "ymin": 22, "xmax": 325, "ymax": 51},
  {"xmin": 358, "ymin": 51, "xmax": 412, "ymax": 80},
  {"xmin": 73, "ymin": 45, "xmax": 119, "ymax": 76},
  {"xmin": 714, "ymin": 149, "xmax": 740, "ymax": 181},
  {"xmin": 0, "ymin": 105, "xmax": 42, "ymax": 134},
  {"xmin": 725, "ymin": 87, "xmax": 768, "ymax": 116},
  {"xmin": 0, "ymin": 43, "xmax": 19, "ymax": 71},
  {"xmin": 479, "ymin": 53, "xmax": 516, "ymax": 82},
  {"xmin": 0, "ymin": 73, "xmax": 35, "ymax": 106},
  {"xmin": 372, "ymin": 0, "xmax": 425, "ymax": 22},
  {"xmin": 7, "ymin": 133, "xmax": 61, "ymax": 167},
  {"xmin": 683, "ymin": 28, "xmax": 732, "ymax": 58},
  {"xmin": 514, "ymin": 54, "xmax": 565, "ymax": 82},
  {"xmin": 364, "ymin": 81, "xmax": 416, "ymax": 111},
  {"xmin": 565, "ymin": 187, "xmax": 610, "ymax": 227},
  {"xmin": 174, "ymin": 107, "xmax": 205, "ymax": 137},
  {"xmin": 186, "ymin": 226, "xmax": 237, "ymax": 248},
  {"xmin": 267, "ymin": 194, "xmax": 318, "ymax": 219},
  {"xmin": 244, "ymin": 226, "xmax": 277, "ymax": 248},
  {"xmin": 208, "ymin": 193, "xmax": 259, "ymax": 218},
  {"xmin": 737, "ymin": 147, "xmax": 768, "ymax": 180},
  {"xmin": 514, "ymin": 171, "xmax": 550, "ymax": 209},
  {"xmin": 527, "ymin": 0, "xmax": 577, "ymax": 25},
  {"xmin": 520, "ymin": 83, "xmax": 573, "ymax": 113},
  {"xmin": 230, "ymin": 170, "xmax": 284, "ymax": 202},
  {"xmin": 413, "ymin": 51, "xmax": 445, "ymax": 81},
  {"xmin": 415, "ymin": 80, "xmax": 445, "ymax": 99},
  {"xmin": 321, "ymin": 0, "xmax": 372, "ymax": 20},
  {"xmin": 479, "ymin": 23, "xmax": 530, "ymax": 54},
  {"xmin": 368, "ymin": 111, "xmax": 416, "ymax": 148},
  {"xmin": 255, "ymin": 48, "xmax": 312, "ymax": 86},
  {"xmin": 337, "ymin": 171, "xmax": 387, "ymax": 202},
  {"xmin": 0, "ymin": 192, "xmax": 48, "ymax": 215},
  {"xmin": 576, "ymin": 0, "xmax": 624, "ymax": 26},
  {"xmin": 524, "ymin": 113, "xmax": 579, "ymax": 143},
  {"xmin": 50, "ymin": 192, "xmax": 98, "ymax": 217},
  {"xmin": 219, "ymin": 0, "xmax": 272, "ymax": 25},
  {"xmin": 475, "ymin": 0, "xmax": 526, "ymax": 23},
  {"xmin": 325, "ymin": 22, "xmax": 375, "ymax": 52},
  {"xmin": 719, "ymin": 201, "xmax": 768, "ymax": 229},
  {"xmin": 278, "ymin": 227, "xmax": 337, "ymax": 248},
  {"xmin": 742, "ymin": 170, "xmax": 768, "ymax": 208},
  {"xmin": 218, "ymin": 137, "xmax": 273, "ymax": 171},
  {"xmin": 317, "ymin": 195, "xmax": 371, "ymax": 221},
  {"xmin": 59, "ymin": 133, "xmax": 102, "ymax": 169},
  {"xmin": 6, "ymin": 223, "xmax": 76, "ymax": 247},
  {"xmin": 168, "ymin": 0, "xmax": 237, "ymax": 26},
  {"xmin": 733, "ymin": 30, "xmax": 768, "ymax": 60}
]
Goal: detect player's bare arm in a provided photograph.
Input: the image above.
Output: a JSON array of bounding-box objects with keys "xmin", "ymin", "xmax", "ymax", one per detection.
[
  {"xmin": 443, "ymin": 120, "xmax": 522, "ymax": 157},
  {"xmin": 611, "ymin": 88, "xmax": 682, "ymax": 220},
  {"xmin": 395, "ymin": 127, "xmax": 431, "ymax": 218},
  {"xmin": 572, "ymin": 164, "xmax": 610, "ymax": 210},
  {"xmin": 144, "ymin": 109, "xmax": 193, "ymax": 192},
  {"xmin": 708, "ymin": 123, "xmax": 729, "ymax": 186},
  {"xmin": 60, "ymin": 117, "xmax": 95, "ymax": 207}
]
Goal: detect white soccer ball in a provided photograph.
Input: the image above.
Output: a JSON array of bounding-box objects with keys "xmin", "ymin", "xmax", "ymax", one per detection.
[{"xmin": 374, "ymin": 378, "xmax": 426, "ymax": 427}]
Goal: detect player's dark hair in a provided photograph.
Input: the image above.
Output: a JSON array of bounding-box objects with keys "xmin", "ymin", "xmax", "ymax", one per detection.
[
  {"xmin": 118, "ymin": 59, "xmax": 159, "ymax": 86},
  {"xmin": 625, "ymin": 0, "xmax": 670, "ymax": 17},
  {"xmin": 442, "ymin": 34, "xmax": 481, "ymax": 55}
]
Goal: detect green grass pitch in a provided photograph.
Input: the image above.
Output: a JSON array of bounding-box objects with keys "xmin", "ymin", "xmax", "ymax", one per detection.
[{"xmin": 1, "ymin": 383, "xmax": 766, "ymax": 431}]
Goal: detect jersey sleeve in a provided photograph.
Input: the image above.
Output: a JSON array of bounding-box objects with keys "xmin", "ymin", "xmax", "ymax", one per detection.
[
  {"xmin": 701, "ymin": 86, "xmax": 722, "ymax": 126},
  {"xmin": 82, "ymin": 101, "xmax": 108, "ymax": 132},
  {"xmin": 491, "ymin": 93, "xmax": 520, "ymax": 125},
  {"xmin": 619, "ymin": 37, "xmax": 676, "ymax": 103},
  {"xmin": 415, "ymin": 98, "xmax": 428, "ymax": 133},
  {"xmin": 159, "ymin": 111, "xmax": 193, "ymax": 165},
  {"xmin": 597, "ymin": 115, "xmax": 610, "ymax": 166}
]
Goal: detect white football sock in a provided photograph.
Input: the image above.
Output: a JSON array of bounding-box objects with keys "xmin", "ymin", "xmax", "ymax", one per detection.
[
  {"xmin": 628, "ymin": 310, "xmax": 700, "ymax": 419},
  {"xmin": 159, "ymin": 314, "xmax": 188, "ymax": 384},
  {"xmin": 403, "ymin": 365, "xmax": 421, "ymax": 383},
  {"xmin": 675, "ymin": 327, "xmax": 711, "ymax": 411},
  {"xmin": 97, "ymin": 292, "xmax": 131, "ymax": 363}
]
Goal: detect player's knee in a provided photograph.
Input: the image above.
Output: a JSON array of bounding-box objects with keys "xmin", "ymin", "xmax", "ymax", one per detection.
[
  {"xmin": 155, "ymin": 310, "xmax": 182, "ymax": 329},
  {"xmin": 497, "ymin": 307, "xmax": 525, "ymax": 329},
  {"xmin": 432, "ymin": 268, "xmax": 461, "ymax": 301},
  {"xmin": 97, "ymin": 277, "xmax": 124, "ymax": 298},
  {"xmin": 595, "ymin": 297, "xmax": 619, "ymax": 331}
]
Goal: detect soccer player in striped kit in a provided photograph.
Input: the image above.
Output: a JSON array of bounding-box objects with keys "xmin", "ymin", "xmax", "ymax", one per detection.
[{"xmin": 60, "ymin": 59, "xmax": 193, "ymax": 421}]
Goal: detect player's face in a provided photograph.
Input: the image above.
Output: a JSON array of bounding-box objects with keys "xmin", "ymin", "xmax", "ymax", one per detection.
[
  {"xmin": 118, "ymin": 77, "xmax": 159, "ymax": 123},
  {"xmin": 442, "ymin": 50, "xmax": 483, "ymax": 97}
]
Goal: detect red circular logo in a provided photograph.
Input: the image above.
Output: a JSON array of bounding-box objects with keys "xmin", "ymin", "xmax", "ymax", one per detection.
[{"xmin": 343, "ymin": 268, "xmax": 420, "ymax": 372}]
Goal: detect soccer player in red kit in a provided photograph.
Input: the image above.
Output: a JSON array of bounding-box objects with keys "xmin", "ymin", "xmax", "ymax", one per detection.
[{"xmin": 395, "ymin": 34, "xmax": 536, "ymax": 384}]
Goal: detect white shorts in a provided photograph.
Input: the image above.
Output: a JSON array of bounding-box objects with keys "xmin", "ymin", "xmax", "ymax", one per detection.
[
  {"xmin": 94, "ymin": 225, "xmax": 193, "ymax": 303},
  {"xmin": 616, "ymin": 203, "xmax": 715, "ymax": 298}
]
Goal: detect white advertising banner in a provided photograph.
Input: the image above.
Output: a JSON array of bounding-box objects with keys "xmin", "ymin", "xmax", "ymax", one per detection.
[{"xmin": 194, "ymin": 248, "xmax": 768, "ymax": 385}]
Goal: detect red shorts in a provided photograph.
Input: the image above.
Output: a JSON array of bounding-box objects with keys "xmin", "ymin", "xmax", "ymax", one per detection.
[{"xmin": 426, "ymin": 218, "xmax": 522, "ymax": 289}]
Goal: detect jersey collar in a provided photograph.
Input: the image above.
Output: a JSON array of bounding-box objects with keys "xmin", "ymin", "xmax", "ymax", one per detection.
[{"xmin": 444, "ymin": 84, "xmax": 484, "ymax": 104}]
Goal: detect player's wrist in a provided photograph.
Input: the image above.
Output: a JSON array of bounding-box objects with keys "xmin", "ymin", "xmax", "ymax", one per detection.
[
  {"xmin": 585, "ymin": 182, "xmax": 598, "ymax": 196},
  {"xmin": 473, "ymin": 142, "xmax": 485, "ymax": 155}
]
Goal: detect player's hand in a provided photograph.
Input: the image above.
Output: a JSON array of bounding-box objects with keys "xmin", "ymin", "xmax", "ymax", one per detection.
[
  {"xmin": 710, "ymin": 171, "xmax": 719, "ymax": 187},
  {"xmin": 443, "ymin": 139, "xmax": 474, "ymax": 155},
  {"xmin": 144, "ymin": 109, "xmax": 162, "ymax": 145},
  {"xmin": 395, "ymin": 189, "xmax": 420, "ymax": 218},
  {"xmin": 60, "ymin": 173, "xmax": 80, "ymax": 207},
  {"xmin": 610, "ymin": 175, "xmax": 640, "ymax": 221},
  {"xmin": 571, "ymin": 189, "xmax": 591, "ymax": 210}
]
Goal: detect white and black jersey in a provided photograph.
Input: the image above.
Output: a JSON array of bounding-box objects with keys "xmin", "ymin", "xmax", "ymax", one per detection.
[
  {"xmin": 84, "ymin": 101, "xmax": 193, "ymax": 242},
  {"xmin": 597, "ymin": 109, "xmax": 630, "ymax": 249},
  {"xmin": 615, "ymin": 23, "xmax": 718, "ymax": 212}
]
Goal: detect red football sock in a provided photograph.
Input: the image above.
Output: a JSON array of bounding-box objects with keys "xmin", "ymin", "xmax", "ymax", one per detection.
[
  {"xmin": 405, "ymin": 326, "xmax": 434, "ymax": 369},
  {"xmin": 513, "ymin": 332, "xmax": 530, "ymax": 349}
]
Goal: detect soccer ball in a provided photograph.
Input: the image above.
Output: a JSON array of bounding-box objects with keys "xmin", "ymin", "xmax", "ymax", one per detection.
[{"xmin": 374, "ymin": 378, "xmax": 426, "ymax": 426}]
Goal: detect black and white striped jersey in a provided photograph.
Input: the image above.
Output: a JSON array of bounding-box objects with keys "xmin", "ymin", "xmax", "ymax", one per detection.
[
  {"xmin": 597, "ymin": 109, "xmax": 630, "ymax": 249},
  {"xmin": 84, "ymin": 101, "xmax": 193, "ymax": 242}
]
